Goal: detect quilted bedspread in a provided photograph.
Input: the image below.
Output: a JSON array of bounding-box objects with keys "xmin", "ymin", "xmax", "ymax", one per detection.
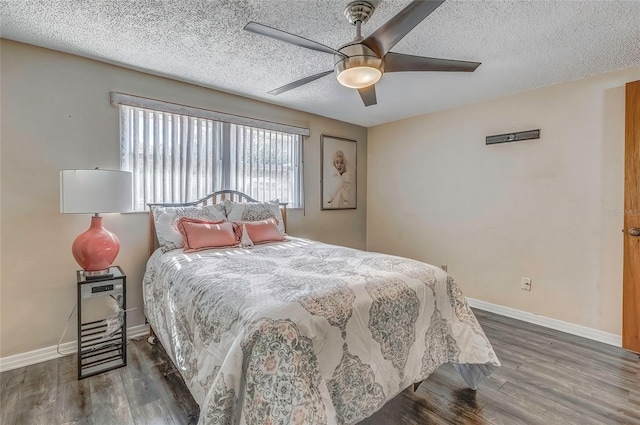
[{"xmin": 143, "ymin": 238, "xmax": 500, "ymax": 425}]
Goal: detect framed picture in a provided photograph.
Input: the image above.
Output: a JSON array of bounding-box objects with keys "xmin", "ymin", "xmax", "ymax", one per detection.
[{"xmin": 321, "ymin": 135, "xmax": 357, "ymax": 210}]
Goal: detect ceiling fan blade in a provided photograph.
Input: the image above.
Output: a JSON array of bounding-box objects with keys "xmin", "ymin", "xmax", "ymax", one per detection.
[
  {"xmin": 268, "ymin": 70, "xmax": 334, "ymax": 95},
  {"xmin": 384, "ymin": 52, "xmax": 481, "ymax": 73},
  {"xmin": 358, "ymin": 85, "xmax": 377, "ymax": 107},
  {"xmin": 362, "ymin": 0, "xmax": 445, "ymax": 58},
  {"xmin": 244, "ymin": 22, "xmax": 347, "ymax": 58}
]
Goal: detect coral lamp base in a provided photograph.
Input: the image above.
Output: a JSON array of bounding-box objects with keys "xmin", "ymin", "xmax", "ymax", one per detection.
[{"xmin": 72, "ymin": 215, "xmax": 120, "ymax": 273}]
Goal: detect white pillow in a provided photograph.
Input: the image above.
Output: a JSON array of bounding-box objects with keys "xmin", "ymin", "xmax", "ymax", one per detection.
[
  {"xmin": 151, "ymin": 204, "xmax": 227, "ymax": 251},
  {"xmin": 225, "ymin": 200, "xmax": 285, "ymax": 235}
]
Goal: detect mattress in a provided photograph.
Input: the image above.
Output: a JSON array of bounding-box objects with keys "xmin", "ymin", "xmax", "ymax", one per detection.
[{"xmin": 142, "ymin": 237, "xmax": 500, "ymax": 425}]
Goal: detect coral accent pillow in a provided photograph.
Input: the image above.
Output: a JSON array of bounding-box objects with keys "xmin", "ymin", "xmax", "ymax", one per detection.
[
  {"xmin": 176, "ymin": 218, "xmax": 240, "ymax": 252},
  {"xmin": 236, "ymin": 218, "xmax": 285, "ymax": 245}
]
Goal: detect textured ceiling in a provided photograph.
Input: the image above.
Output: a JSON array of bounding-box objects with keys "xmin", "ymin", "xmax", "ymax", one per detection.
[{"xmin": 2, "ymin": 0, "xmax": 639, "ymax": 127}]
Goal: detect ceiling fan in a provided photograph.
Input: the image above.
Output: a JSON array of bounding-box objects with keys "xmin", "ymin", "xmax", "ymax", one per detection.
[{"xmin": 244, "ymin": 0, "xmax": 480, "ymax": 107}]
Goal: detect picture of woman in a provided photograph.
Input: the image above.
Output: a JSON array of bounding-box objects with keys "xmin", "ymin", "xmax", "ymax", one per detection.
[{"xmin": 322, "ymin": 136, "xmax": 357, "ymax": 210}]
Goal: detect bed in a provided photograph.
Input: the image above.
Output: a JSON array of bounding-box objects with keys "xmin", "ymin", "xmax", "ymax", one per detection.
[{"xmin": 143, "ymin": 190, "xmax": 500, "ymax": 425}]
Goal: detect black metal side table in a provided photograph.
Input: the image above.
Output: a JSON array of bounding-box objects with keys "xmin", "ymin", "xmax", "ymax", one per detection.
[{"xmin": 76, "ymin": 266, "xmax": 127, "ymax": 379}]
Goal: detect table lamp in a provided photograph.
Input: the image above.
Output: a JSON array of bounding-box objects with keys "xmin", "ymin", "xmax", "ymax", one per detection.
[{"xmin": 60, "ymin": 169, "xmax": 132, "ymax": 278}]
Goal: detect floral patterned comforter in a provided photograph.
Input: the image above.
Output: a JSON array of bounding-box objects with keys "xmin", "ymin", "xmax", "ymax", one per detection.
[{"xmin": 143, "ymin": 238, "xmax": 500, "ymax": 425}]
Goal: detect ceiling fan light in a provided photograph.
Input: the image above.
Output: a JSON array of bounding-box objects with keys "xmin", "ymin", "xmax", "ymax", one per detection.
[
  {"xmin": 337, "ymin": 66, "xmax": 382, "ymax": 89},
  {"xmin": 334, "ymin": 44, "xmax": 383, "ymax": 89}
]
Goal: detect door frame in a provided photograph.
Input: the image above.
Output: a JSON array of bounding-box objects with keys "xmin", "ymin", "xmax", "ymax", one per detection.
[{"xmin": 623, "ymin": 80, "xmax": 640, "ymax": 353}]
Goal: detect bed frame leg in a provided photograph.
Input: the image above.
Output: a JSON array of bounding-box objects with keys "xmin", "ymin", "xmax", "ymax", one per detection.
[
  {"xmin": 147, "ymin": 325, "xmax": 156, "ymax": 345},
  {"xmin": 413, "ymin": 380, "xmax": 423, "ymax": 391}
]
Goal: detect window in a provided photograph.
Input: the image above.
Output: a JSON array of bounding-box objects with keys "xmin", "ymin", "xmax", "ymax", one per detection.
[
  {"xmin": 229, "ymin": 125, "xmax": 303, "ymax": 210},
  {"xmin": 119, "ymin": 104, "xmax": 304, "ymax": 211}
]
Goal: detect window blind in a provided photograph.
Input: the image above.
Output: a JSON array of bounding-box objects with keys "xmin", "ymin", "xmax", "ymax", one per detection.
[{"xmin": 119, "ymin": 101, "xmax": 304, "ymax": 211}]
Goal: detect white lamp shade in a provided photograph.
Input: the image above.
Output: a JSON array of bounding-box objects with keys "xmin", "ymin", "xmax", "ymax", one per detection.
[{"xmin": 60, "ymin": 169, "xmax": 132, "ymax": 214}]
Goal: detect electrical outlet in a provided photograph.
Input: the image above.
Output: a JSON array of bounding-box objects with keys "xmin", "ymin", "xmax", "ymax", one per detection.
[
  {"xmin": 441, "ymin": 264, "xmax": 448, "ymax": 272},
  {"xmin": 521, "ymin": 277, "xmax": 532, "ymax": 291}
]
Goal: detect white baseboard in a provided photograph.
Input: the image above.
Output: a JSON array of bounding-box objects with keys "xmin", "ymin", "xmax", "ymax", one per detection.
[
  {"xmin": 467, "ymin": 297, "xmax": 622, "ymax": 347},
  {"xmin": 0, "ymin": 324, "xmax": 149, "ymax": 373},
  {"xmin": 1, "ymin": 301, "xmax": 624, "ymax": 372}
]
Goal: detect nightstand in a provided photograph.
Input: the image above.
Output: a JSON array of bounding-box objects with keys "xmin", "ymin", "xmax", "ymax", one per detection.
[{"xmin": 76, "ymin": 266, "xmax": 127, "ymax": 379}]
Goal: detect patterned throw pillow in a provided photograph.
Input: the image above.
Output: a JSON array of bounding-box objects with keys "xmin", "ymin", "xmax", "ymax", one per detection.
[
  {"xmin": 151, "ymin": 204, "xmax": 227, "ymax": 252},
  {"xmin": 225, "ymin": 200, "xmax": 285, "ymax": 235}
]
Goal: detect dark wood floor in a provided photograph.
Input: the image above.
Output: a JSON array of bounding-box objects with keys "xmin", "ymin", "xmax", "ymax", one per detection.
[{"xmin": 2, "ymin": 310, "xmax": 639, "ymax": 425}]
